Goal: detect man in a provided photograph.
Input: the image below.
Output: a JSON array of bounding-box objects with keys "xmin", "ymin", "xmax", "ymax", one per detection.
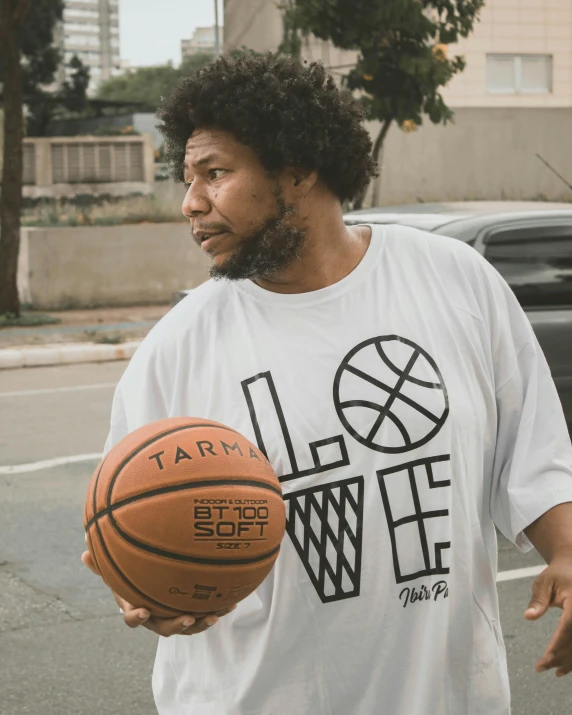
[{"xmin": 82, "ymin": 53, "xmax": 572, "ymax": 714}]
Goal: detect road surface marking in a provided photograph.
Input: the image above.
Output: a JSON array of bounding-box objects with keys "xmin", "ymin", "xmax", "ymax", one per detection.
[
  {"xmin": 496, "ymin": 565, "xmax": 546, "ymax": 582},
  {"xmin": 0, "ymin": 383, "xmax": 116, "ymax": 398},
  {"xmin": 0, "ymin": 453, "xmax": 102, "ymax": 474}
]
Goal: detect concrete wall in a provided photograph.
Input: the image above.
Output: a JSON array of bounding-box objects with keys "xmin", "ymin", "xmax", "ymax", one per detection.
[
  {"xmin": 18, "ymin": 224, "xmax": 211, "ymax": 310},
  {"xmin": 365, "ymin": 107, "xmax": 572, "ymax": 206}
]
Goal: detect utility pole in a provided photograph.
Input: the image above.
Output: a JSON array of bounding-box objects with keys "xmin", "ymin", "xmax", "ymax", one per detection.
[{"xmin": 214, "ymin": 0, "xmax": 220, "ymax": 57}]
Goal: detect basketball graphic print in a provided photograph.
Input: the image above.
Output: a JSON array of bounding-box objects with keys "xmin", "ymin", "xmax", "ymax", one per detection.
[
  {"xmin": 284, "ymin": 476, "xmax": 364, "ymax": 603},
  {"xmin": 333, "ymin": 336, "xmax": 449, "ymax": 454}
]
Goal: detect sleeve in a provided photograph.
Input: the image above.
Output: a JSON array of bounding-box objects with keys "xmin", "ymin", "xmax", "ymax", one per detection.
[
  {"xmin": 486, "ymin": 266, "xmax": 572, "ymax": 552},
  {"xmin": 103, "ymin": 382, "xmax": 130, "ymax": 456}
]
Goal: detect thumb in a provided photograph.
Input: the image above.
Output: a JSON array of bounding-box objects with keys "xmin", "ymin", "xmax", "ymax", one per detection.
[{"xmin": 525, "ymin": 574, "xmax": 553, "ymax": 620}]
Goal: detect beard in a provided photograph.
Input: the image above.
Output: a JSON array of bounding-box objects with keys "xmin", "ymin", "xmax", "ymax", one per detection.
[{"xmin": 209, "ymin": 193, "xmax": 307, "ymax": 282}]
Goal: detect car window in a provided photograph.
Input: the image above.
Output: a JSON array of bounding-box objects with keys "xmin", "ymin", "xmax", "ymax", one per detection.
[{"xmin": 483, "ymin": 224, "xmax": 572, "ymax": 308}]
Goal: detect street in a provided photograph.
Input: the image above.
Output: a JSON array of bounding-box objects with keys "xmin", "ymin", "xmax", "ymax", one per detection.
[{"xmin": 1, "ymin": 361, "xmax": 571, "ymax": 715}]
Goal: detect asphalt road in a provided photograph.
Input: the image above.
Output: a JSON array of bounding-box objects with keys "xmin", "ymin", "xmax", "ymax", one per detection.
[{"xmin": 0, "ymin": 361, "xmax": 571, "ymax": 715}]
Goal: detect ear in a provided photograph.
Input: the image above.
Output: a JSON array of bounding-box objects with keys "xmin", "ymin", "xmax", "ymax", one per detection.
[{"xmin": 289, "ymin": 166, "xmax": 318, "ymax": 193}]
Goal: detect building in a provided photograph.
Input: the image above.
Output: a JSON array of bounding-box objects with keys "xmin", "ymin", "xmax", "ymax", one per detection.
[
  {"xmin": 223, "ymin": 0, "xmax": 572, "ymax": 206},
  {"xmin": 224, "ymin": 0, "xmax": 572, "ymax": 108},
  {"xmin": 441, "ymin": 0, "xmax": 571, "ymax": 108},
  {"xmin": 56, "ymin": 0, "xmax": 121, "ymax": 91},
  {"xmin": 181, "ymin": 26, "xmax": 217, "ymax": 60}
]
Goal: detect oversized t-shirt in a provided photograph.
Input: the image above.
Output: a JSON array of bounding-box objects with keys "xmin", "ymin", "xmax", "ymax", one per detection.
[{"xmin": 104, "ymin": 224, "xmax": 572, "ymax": 715}]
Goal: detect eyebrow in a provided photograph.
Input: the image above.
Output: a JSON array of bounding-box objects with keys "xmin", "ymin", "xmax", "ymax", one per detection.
[{"xmin": 183, "ymin": 154, "xmax": 220, "ymax": 171}]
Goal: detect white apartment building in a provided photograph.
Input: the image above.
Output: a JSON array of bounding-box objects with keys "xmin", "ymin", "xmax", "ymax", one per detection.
[
  {"xmin": 56, "ymin": 0, "xmax": 121, "ymax": 91},
  {"xmin": 224, "ymin": 0, "xmax": 572, "ymax": 108}
]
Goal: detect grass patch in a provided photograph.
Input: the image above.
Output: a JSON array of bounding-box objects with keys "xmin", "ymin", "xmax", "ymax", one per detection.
[
  {"xmin": 0, "ymin": 312, "xmax": 62, "ymax": 328},
  {"xmin": 92, "ymin": 333, "xmax": 124, "ymax": 344},
  {"xmin": 85, "ymin": 330, "xmax": 125, "ymax": 345}
]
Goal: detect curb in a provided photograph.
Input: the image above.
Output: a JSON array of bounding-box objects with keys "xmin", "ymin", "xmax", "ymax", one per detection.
[{"xmin": 0, "ymin": 341, "xmax": 142, "ymax": 370}]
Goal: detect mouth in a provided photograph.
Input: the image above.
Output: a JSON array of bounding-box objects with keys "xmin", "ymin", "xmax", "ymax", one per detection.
[{"xmin": 199, "ymin": 232, "xmax": 227, "ymax": 251}]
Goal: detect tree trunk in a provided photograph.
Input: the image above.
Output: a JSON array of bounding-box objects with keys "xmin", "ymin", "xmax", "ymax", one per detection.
[
  {"xmin": 353, "ymin": 117, "xmax": 393, "ymax": 210},
  {"xmin": 0, "ymin": 0, "xmax": 31, "ymax": 316}
]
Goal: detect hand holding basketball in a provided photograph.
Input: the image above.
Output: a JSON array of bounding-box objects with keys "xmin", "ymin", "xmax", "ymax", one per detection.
[
  {"xmin": 81, "ymin": 550, "xmax": 236, "ymax": 636},
  {"xmin": 83, "ymin": 417, "xmax": 285, "ymax": 619}
]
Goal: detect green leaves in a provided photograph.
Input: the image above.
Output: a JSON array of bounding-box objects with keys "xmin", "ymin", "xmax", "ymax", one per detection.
[
  {"xmin": 96, "ymin": 53, "xmax": 214, "ymax": 113},
  {"xmin": 283, "ymin": 0, "xmax": 483, "ymax": 132}
]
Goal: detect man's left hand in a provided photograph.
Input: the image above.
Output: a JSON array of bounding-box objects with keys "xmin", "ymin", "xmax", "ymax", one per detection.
[{"xmin": 525, "ymin": 556, "xmax": 572, "ymax": 677}]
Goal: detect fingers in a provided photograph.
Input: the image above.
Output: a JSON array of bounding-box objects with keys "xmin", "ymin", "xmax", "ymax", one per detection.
[
  {"xmin": 123, "ymin": 604, "xmax": 237, "ymax": 637},
  {"xmin": 81, "ymin": 550, "xmax": 101, "ymax": 576},
  {"xmin": 536, "ymin": 605, "xmax": 572, "ymax": 675},
  {"xmin": 123, "ymin": 605, "xmax": 152, "ymax": 629},
  {"xmin": 524, "ymin": 571, "xmax": 553, "ymax": 620}
]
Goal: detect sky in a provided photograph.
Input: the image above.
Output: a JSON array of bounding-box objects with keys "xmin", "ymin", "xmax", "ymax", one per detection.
[{"xmin": 119, "ymin": 0, "xmax": 221, "ymax": 68}]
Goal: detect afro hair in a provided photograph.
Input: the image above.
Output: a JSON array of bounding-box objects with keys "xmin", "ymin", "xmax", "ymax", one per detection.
[{"xmin": 156, "ymin": 52, "xmax": 378, "ymax": 204}]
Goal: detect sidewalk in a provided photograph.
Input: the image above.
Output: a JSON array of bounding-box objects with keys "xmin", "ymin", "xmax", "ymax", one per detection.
[{"xmin": 0, "ymin": 304, "xmax": 172, "ymax": 369}]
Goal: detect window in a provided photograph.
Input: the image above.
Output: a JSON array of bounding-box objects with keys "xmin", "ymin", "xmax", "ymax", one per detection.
[
  {"xmin": 484, "ymin": 224, "xmax": 572, "ymax": 307},
  {"xmin": 64, "ymin": 8, "xmax": 98, "ymax": 19},
  {"xmin": 67, "ymin": 50, "xmax": 100, "ymax": 62},
  {"xmin": 65, "ymin": 22, "xmax": 98, "ymax": 33},
  {"xmin": 487, "ymin": 54, "xmax": 552, "ymax": 94},
  {"xmin": 23, "ymin": 144, "xmax": 36, "ymax": 185},
  {"xmin": 51, "ymin": 142, "xmax": 145, "ymax": 183},
  {"xmin": 65, "ymin": 33, "xmax": 100, "ymax": 47}
]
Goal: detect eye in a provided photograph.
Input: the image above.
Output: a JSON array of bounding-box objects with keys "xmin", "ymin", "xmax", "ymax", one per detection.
[
  {"xmin": 183, "ymin": 180, "xmax": 193, "ymax": 190},
  {"xmin": 209, "ymin": 168, "xmax": 226, "ymax": 180}
]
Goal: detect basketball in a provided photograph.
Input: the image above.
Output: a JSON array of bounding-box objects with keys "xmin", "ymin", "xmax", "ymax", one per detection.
[{"xmin": 83, "ymin": 417, "xmax": 286, "ymax": 617}]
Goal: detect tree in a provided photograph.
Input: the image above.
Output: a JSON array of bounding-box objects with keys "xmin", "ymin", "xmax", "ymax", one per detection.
[
  {"xmin": 96, "ymin": 53, "xmax": 214, "ymax": 113},
  {"xmin": 282, "ymin": 0, "xmax": 484, "ymax": 207},
  {"xmin": 0, "ymin": 0, "xmax": 64, "ymax": 316},
  {"xmin": 26, "ymin": 55, "xmax": 91, "ymax": 137},
  {"xmin": 278, "ymin": 0, "xmax": 302, "ymax": 56}
]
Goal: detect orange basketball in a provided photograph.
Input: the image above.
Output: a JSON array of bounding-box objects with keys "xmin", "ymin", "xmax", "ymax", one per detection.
[{"xmin": 84, "ymin": 417, "xmax": 285, "ymax": 617}]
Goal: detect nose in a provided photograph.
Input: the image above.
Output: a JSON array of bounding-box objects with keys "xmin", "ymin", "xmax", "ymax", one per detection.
[{"xmin": 181, "ymin": 180, "xmax": 210, "ymax": 219}]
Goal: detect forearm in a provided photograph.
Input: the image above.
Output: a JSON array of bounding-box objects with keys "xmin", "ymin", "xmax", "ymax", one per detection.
[{"xmin": 524, "ymin": 502, "xmax": 572, "ymax": 564}]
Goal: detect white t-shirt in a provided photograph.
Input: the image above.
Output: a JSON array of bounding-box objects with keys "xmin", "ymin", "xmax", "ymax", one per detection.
[{"xmin": 105, "ymin": 224, "xmax": 572, "ymax": 715}]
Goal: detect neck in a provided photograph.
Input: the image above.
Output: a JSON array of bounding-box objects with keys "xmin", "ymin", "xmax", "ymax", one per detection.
[{"xmin": 253, "ymin": 204, "xmax": 371, "ymax": 295}]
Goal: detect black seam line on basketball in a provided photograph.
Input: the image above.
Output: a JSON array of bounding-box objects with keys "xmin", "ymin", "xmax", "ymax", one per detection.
[
  {"xmin": 86, "ymin": 459, "xmax": 105, "ymax": 577},
  {"xmin": 367, "ymin": 349, "xmax": 418, "ymax": 441},
  {"xmin": 105, "ymin": 422, "xmax": 244, "ymax": 512},
  {"xmin": 103, "ymin": 514, "xmax": 282, "ymax": 566},
  {"xmin": 342, "ymin": 364, "xmax": 442, "ymax": 423},
  {"xmin": 374, "ymin": 339, "xmax": 442, "ymax": 389},
  {"xmin": 87, "ymin": 477, "xmax": 282, "ymax": 530},
  {"xmin": 384, "ymin": 410, "xmax": 412, "ymax": 447},
  {"xmin": 90, "ymin": 453, "xmax": 181, "ymax": 615}
]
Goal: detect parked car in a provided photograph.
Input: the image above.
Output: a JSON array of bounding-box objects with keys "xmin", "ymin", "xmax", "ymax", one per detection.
[
  {"xmin": 174, "ymin": 201, "xmax": 572, "ymax": 430},
  {"xmin": 345, "ymin": 201, "xmax": 572, "ymax": 431}
]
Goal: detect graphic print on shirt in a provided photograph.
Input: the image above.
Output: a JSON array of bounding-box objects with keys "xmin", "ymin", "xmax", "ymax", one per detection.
[
  {"xmin": 333, "ymin": 336, "xmax": 449, "ymax": 453},
  {"xmin": 241, "ymin": 372, "xmax": 363, "ymax": 602},
  {"xmin": 241, "ymin": 335, "xmax": 450, "ymax": 604},
  {"xmin": 241, "ymin": 371, "xmax": 351, "ymax": 482},
  {"xmin": 377, "ymin": 455, "xmax": 451, "ymax": 584},
  {"xmin": 283, "ymin": 476, "xmax": 364, "ymax": 602}
]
